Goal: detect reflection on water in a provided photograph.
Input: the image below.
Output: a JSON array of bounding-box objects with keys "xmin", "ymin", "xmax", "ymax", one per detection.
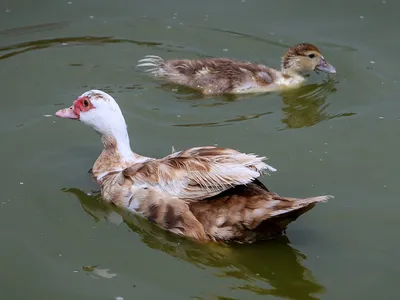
[
  {"xmin": 278, "ymin": 79, "xmax": 355, "ymax": 130},
  {"xmin": 64, "ymin": 187, "xmax": 326, "ymax": 300},
  {"xmin": 158, "ymin": 79, "xmax": 355, "ymax": 130}
]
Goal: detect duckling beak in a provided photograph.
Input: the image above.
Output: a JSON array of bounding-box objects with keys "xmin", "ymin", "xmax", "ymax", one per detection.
[
  {"xmin": 316, "ymin": 58, "xmax": 336, "ymax": 74},
  {"xmin": 55, "ymin": 106, "xmax": 79, "ymax": 120}
]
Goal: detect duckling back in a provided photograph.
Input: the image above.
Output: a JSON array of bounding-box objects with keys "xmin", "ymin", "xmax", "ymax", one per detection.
[{"xmin": 137, "ymin": 56, "xmax": 281, "ymax": 95}]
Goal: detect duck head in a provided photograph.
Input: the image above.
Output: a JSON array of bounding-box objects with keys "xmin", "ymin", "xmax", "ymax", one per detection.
[
  {"xmin": 281, "ymin": 43, "xmax": 336, "ymax": 75},
  {"xmin": 56, "ymin": 90, "xmax": 127, "ymax": 135},
  {"xmin": 55, "ymin": 90, "xmax": 135, "ymax": 162}
]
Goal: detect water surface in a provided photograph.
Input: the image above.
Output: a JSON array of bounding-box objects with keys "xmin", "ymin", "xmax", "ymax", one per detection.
[{"xmin": 1, "ymin": 0, "xmax": 399, "ymax": 299}]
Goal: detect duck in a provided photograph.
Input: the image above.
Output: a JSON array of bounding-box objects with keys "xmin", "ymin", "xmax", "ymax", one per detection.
[
  {"xmin": 55, "ymin": 90, "xmax": 333, "ymax": 243},
  {"xmin": 137, "ymin": 43, "xmax": 336, "ymax": 95}
]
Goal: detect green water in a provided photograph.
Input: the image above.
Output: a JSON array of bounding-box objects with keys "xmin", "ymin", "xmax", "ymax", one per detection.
[{"xmin": 1, "ymin": 0, "xmax": 399, "ymax": 299}]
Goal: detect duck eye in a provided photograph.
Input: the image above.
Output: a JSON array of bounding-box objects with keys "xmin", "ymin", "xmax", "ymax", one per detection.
[
  {"xmin": 83, "ymin": 99, "xmax": 89, "ymax": 107},
  {"xmin": 308, "ymin": 53, "xmax": 315, "ymax": 58}
]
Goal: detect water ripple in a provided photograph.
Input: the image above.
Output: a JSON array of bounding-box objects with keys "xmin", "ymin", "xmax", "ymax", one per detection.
[
  {"xmin": 173, "ymin": 112, "xmax": 272, "ymax": 127},
  {"xmin": 0, "ymin": 35, "xmax": 162, "ymax": 60}
]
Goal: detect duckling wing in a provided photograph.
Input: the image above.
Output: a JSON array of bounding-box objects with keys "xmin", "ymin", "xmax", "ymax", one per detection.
[
  {"xmin": 256, "ymin": 70, "xmax": 274, "ymax": 84},
  {"xmin": 121, "ymin": 146, "xmax": 276, "ymax": 201},
  {"xmin": 138, "ymin": 57, "xmax": 243, "ymax": 78}
]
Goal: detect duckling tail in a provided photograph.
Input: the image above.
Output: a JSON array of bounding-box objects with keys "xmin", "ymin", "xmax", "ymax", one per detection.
[{"xmin": 137, "ymin": 55, "xmax": 166, "ymax": 76}]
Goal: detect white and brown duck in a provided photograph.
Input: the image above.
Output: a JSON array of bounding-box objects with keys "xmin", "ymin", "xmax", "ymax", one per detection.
[
  {"xmin": 137, "ymin": 43, "xmax": 336, "ymax": 95},
  {"xmin": 56, "ymin": 90, "xmax": 333, "ymax": 243}
]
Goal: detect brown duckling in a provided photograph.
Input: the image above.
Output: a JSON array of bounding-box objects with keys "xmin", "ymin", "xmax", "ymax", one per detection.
[{"xmin": 137, "ymin": 43, "xmax": 336, "ymax": 95}]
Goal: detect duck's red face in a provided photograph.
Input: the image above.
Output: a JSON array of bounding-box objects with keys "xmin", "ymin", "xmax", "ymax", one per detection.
[
  {"xmin": 55, "ymin": 90, "xmax": 126, "ymax": 137},
  {"xmin": 55, "ymin": 96, "xmax": 94, "ymax": 120}
]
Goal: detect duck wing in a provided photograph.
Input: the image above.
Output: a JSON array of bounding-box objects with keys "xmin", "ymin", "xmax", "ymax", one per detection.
[{"xmin": 121, "ymin": 146, "xmax": 276, "ymax": 201}]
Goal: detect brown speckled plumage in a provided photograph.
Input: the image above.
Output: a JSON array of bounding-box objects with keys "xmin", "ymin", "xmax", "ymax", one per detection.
[
  {"xmin": 99, "ymin": 150, "xmax": 331, "ymax": 243},
  {"xmin": 161, "ymin": 58, "xmax": 278, "ymax": 94},
  {"xmin": 137, "ymin": 43, "xmax": 336, "ymax": 95},
  {"xmin": 56, "ymin": 90, "xmax": 334, "ymax": 243}
]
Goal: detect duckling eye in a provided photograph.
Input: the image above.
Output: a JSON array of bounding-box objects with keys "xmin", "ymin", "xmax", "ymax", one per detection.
[
  {"xmin": 83, "ymin": 99, "xmax": 89, "ymax": 107},
  {"xmin": 308, "ymin": 53, "xmax": 315, "ymax": 58}
]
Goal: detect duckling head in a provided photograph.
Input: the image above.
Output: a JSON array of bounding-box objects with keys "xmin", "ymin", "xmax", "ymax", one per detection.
[{"xmin": 281, "ymin": 43, "xmax": 336, "ymax": 75}]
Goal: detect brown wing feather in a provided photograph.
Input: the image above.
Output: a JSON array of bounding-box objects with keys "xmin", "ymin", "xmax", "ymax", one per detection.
[
  {"xmin": 122, "ymin": 146, "xmax": 274, "ymax": 201},
  {"xmin": 189, "ymin": 183, "xmax": 331, "ymax": 243},
  {"xmin": 100, "ymin": 146, "xmax": 331, "ymax": 243}
]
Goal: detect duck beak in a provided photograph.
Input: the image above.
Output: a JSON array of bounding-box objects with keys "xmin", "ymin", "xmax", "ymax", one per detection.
[
  {"xmin": 55, "ymin": 106, "xmax": 79, "ymax": 120},
  {"xmin": 316, "ymin": 58, "xmax": 336, "ymax": 74}
]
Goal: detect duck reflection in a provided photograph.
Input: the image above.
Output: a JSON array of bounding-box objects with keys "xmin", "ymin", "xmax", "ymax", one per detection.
[
  {"xmin": 157, "ymin": 79, "xmax": 354, "ymax": 130},
  {"xmin": 63, "ymin": 187, "xmax": 326, "ymax": 300},
  {"xmin": 278, "ymin": 79, "xmax": 355, "ymax": 130}
]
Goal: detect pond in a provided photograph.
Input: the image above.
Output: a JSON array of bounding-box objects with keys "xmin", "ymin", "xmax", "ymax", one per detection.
[{"xmin": 0, "ymin": 0, "xmax": 398, "ymax": 299}]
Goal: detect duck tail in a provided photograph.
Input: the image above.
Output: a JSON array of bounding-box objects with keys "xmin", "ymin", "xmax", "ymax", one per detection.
[
  {"xmin": 270, "ymin": 194, "xmax": 334, "ymax": 217},
  {"xmin": 261, "ymin": 194, "xmax": 334, "ymax": 232},
  {"xmin": 242, "ymin": 193, "xmax": 334, "ymax": 240},
  {"xmin": 295, "ymin": 195, "xmax": 334, "ymax": 205},
  {"xmin": 274, "ymin": 195, "xmax": 335, "ymax": 211},
  {"xmin": 137, "ymin": 55, "xmax": 166, "ymax": 76}
]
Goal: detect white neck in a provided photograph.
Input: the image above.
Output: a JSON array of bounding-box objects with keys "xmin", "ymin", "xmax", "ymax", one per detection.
[
  {"xmin": 81, "ymin": 93, "xmax": 152, "ymax": 180},
  {"xmin": 101, "ymin": 120, "xmax": 135, "ymax": 163},
  {"xmin": 97, "ymin": 117, "xmax": 150, "ymax": 165}
]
